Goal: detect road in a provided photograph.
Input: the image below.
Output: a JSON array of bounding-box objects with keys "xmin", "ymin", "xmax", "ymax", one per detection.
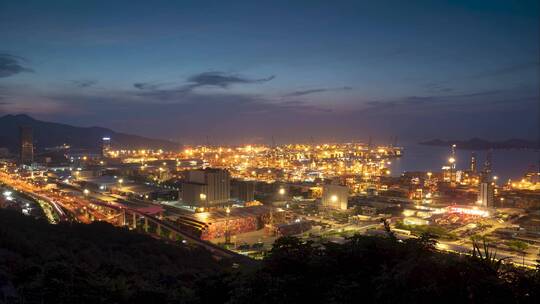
[
  {"xmin": 0, "ymin": 173, "xmax": 251, "ymax": 263},
  {"xmin": 437, "ymin": 240, "xmax": 538, "ymax": 267}
]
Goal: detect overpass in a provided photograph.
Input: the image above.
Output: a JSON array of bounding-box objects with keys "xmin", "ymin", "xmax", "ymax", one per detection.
[
  {"xmin": 86, "ymin": 199, "xmax": 252, "ymax": 263},
  {"xmin": 2, "ymin": 175, "xmax": 251, "ymax": 264},
  {"xmin": 59, "ymin": 181, "xmax": 210, "ymax": 233}
]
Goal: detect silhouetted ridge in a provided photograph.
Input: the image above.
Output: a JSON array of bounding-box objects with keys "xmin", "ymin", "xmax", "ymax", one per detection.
[{"xmin": 0, "ymin": 114, "xmax": 179, "ymax": 151}]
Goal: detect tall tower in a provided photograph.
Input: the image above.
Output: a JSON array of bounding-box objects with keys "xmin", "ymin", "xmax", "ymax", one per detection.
[
  {"xmin": 470, "ymin": 152, "xmax": 477, "ymax": 173},
  {"xmin": 101, "ymin": 137, "xmax": 111, "ymax": 158},
  {"xmin": 482, "ymin": 149, "xmax": 492, "ymax": 181},
  {"xmin": 478, "ymin": 149, "xmax": 494, "ymax": 207},
  {"xmin": 450, "ymin": 144, "xmax": 457, "ymax": 169},
  {"xmin": 448, "ymin": 144, "xmax": 457, "ymax": 185},
  {"xmin": 19, "ymin": 126, "xmax": 34, "ymax": 166}
]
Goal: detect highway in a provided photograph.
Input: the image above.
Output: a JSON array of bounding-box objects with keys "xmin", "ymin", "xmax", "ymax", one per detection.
[
  {"xmin": 0, "ymin": 172, "xmax": 251, "ymax": 263},
  {"xmin": 58, "ymin": 180, "xmax": 209, "ymax": 233}
]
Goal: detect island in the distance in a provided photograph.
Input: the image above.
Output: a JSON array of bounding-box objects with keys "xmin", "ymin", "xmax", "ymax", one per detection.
[{"xmin": 420, "ymin": 138, "xmax": 539, "ymax": 150}]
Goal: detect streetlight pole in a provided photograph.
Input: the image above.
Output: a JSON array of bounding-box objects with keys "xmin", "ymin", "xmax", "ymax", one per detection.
[{"xmin": 225, "ymin": 207, "xmax": 231, "ymax": 244}]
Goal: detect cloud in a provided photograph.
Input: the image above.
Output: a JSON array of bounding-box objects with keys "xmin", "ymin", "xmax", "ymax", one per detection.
[
  {"xmin": 4, "ymin": 81, "xmax": 537, "ymax": 145},
  {"xmin": 424, "ymin": 82, "xmax": 454, "ymax": 93},
  {"xmin": 134, "ymin": 71, "xmax": 275, "ymax": 100},
  {"xmin": 71, "ymin": 80, "xmax": 97, "ymax": 88},
  {"xmin": 284, "ymin": 86, "xmax": 352, "ymax": 97},
  {"xmin": 358, "ymin": 88, "xmax": 535, "ymax": 115},
  {"xmin": 133, "ymin": 82, "xmax": 162, "ymax": 90},
  {"xmin": 277, "ymin": 100, "xmax": 332, "ymax": 113},
  {"xmin": 0, "ymin": 53, "xmax": 33, "ymax": 78},
  {"xmin": 470, "ymin": 61, "xmax": 540, "ymax": 79},
  {"xmin": 185, "ymin": 71, "xmax": 275, "ymax": 90},
  {"xmin": 47, "ymin": 84, "xmax": 329, "ymax": 118}
]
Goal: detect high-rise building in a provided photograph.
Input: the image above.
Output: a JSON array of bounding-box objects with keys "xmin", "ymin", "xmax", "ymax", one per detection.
[
  {"xmin": 470, "ymin": 152, "xmax": 477, "ymax": 173},
  {"xmin": 482, "ymin": 149, "xmax": 492, "ymax": 179},
  {"xmin": 19, "ymin": 126, "xmax": 34, "ymax": 165},
  {"xmin": 447, "ymin": 144, "xmax": 457, "ymax": 185},
  {"xmin": 181, "ymin": 168, "xmax": 230, "ymax": 207},
  {"xmin": 101, "ymin": 137, "xmax": 111, "ymax": 157},
  {"xmin": 478, "ymin": 149, "xmax": 494, "ymax": 207},
  {"xmin": 322, "ymin": 183, "xmax": 348, "ymax": 210},
  {"xmin": 478, "ymin": 182, "xmax": 494, "ymax": 207}
]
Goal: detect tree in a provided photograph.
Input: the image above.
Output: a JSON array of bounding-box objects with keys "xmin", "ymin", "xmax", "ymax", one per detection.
[
  {"xmin": 415, "ymin": 232, "xmax": 437, "ymax": 251},
  {"xmin": 507, "ymin": 240, "xmax": 529, "ymax": 266},
  {"xmin": 381, "ymin": 218, "xmax": 396, "ymax": 241},
  {"xmin": 471, "ymin": 238, "xmax": 506, "ymax": 273}
]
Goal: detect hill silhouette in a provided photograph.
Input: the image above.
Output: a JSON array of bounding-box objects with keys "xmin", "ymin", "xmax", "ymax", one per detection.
[{"xmin": 0, "ymin": 114, "xmax": 179, "ymax": 152}]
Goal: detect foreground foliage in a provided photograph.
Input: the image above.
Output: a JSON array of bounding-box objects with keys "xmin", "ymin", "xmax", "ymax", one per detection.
[
  {"xmin": 1, "ymin": 210, "xmax": 539, "ymax": 303},
  {"xmin": 0, "ymin": 210, "xmax": 227, "ymax": 303}
]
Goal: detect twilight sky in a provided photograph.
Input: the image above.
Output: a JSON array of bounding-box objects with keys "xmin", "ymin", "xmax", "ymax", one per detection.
[{"xmin": 0, "ymin": 0, "xmax": 538, "ymax": 144}]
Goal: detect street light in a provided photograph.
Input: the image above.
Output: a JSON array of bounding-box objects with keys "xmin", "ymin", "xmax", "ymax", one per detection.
[
  {"xmin": 83, "ymin": 189, "xmax": 90, "ymax": 195},
  {"xmin": 225, "ymin": 207, "xmax": 231, "ymax": 244}
]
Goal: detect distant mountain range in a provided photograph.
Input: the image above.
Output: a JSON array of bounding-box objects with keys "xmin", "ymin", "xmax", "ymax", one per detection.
[
  {"xmin": 0, "ymin": 114, "xmax": 179, "ymax": 152},
  {"xmin": 420, "ymin": 138, "xmax": 540, "ymax": 150}
]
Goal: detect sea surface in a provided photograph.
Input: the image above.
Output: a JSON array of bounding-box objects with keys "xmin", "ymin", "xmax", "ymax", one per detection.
[{"xmin": 388, "ymin": 144, "xmax": 540, "ymax": 181}]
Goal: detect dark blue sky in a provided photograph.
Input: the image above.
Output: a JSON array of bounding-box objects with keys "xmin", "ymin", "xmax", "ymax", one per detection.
[{"xmin": 0, "ymin": 0, "xmax": 538, "ymax": 144}]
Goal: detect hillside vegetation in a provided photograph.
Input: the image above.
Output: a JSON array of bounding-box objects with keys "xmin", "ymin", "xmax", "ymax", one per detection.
[{"xmin": 1, "ymin": 210, "xmax": 539, "ymax": 303}]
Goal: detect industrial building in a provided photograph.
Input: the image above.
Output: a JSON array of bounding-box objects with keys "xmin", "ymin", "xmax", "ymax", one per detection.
[
  {"xmin": 231, "ymin": 179, "xmax": 255, "ymax": 202},
  {"xmin": 181, "ymin": 168, "xmax": 231, "ymax": 207},
  {"xmin": 322, "ymin": 183, "xmax": 349, "ymax": 210}
]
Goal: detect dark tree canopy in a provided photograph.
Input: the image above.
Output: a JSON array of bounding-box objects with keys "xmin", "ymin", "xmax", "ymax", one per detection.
[{"xmin": 1, "ymin": 210, "xmax": 539, "ymax": 304}]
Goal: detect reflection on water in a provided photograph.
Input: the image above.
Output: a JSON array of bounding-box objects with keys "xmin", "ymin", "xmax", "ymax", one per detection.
[{"xmin": 389, "ymin": 144, "xmax": 540, "ymax": 181}]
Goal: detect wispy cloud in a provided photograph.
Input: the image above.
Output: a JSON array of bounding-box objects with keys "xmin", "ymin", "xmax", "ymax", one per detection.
[
  {"xmin": 71, "ymin": 80, "xmax": 97, "ymax": 88},
  {"xmin": 424, "ymin": 82, "xmax": 454, "ymax": 93},
  {"xmin": 470, "ymin": 61, "xmax": 540, "ymax": 79},
  {"xmin": 277, "ymin": 100, "xmax": 332, "ymax": 113},
  {"xmin": 133, "ymin": 82, "xmax": 162, "ymax": 90},
  {"xmin": 134, "ymin": 71, "xmax": 276, "ymax": 99},
  {"xmin": 0, "ymin": 53, "xmax": 33, "ymax": 78},
  {"xmin": 358, "ymin": 88, "xmax": 536, "ymax": 115},
  {"xmin": 284, "ymin": 86, "xmax": 352, "ymax": 97},
  {"xmin": 187, "ymin": 71, "xmax": 275, "ymax": 88}
]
